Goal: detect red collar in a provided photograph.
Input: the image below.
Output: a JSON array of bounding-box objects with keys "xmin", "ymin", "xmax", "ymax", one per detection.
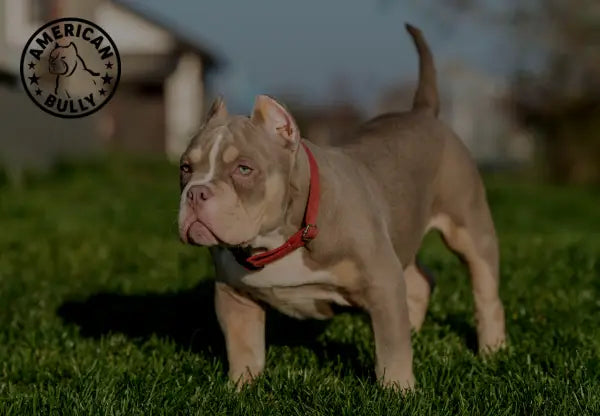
[{"xmin": 234, "ymin": 141, "xmax": 320, "ymax": 270}]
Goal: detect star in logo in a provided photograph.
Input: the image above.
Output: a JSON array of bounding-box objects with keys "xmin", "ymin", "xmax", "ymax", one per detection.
[
  {"xmin": 35, "ymin": 88, "xmax": 42, "ymax": 96},
  {"xmin": 98, "ymin": 88, "xmax": 106, "ymax": 96},
  {"xmin": 101, "ymin": 73, "xmax": 113, "ymax": 85},
  {"xmin": 28, "ymin": 73, "xmax": 40, "ymax": 85},
  {"xmin": 105, "ymin": 61, "xmax": 113, "ymax": 69},
  {"xmin": 28, "ymin": 62, "xmax": 36, "ymax": 70}
]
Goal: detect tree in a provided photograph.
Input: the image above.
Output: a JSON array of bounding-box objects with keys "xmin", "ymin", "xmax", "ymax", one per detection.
[{"xmin": 422, "ymin": 0, "xmax": 600, "ymax": 183}]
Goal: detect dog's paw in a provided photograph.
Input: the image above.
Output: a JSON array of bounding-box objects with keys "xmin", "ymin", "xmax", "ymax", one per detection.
[
  {"xmin": 479, "ymin": 336, "xmax": 508, "ymax": 355},
  {"xmin": 379, "ymin": 373, "xmax": 416, "ymax": 394},
  {"xmin": 228, "ymin": 369, "xmax": 261, "ymax": 392}
]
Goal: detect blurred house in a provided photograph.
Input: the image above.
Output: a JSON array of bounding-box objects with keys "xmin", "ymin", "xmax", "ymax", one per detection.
[
  {"xmin": 377, "ymin": 61, "xmax": 535, "ymax": 168},
  {"xmin": 0, "ymin": 0, "xmax": 220, "ymax": 179}
]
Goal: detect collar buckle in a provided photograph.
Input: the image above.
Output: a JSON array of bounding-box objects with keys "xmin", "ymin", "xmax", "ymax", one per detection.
[{"xmin": 301, "ymin": 223, "xmax": 318, "ymax": 242}]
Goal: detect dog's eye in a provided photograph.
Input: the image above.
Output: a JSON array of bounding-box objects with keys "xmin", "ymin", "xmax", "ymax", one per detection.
[
  {"xmin": 180, "ymin": 163, "xmax": 192, "ymax": 174},
  {"xmin": 237, "ymin": 165, "xmax": 253, "ymax": 176}
]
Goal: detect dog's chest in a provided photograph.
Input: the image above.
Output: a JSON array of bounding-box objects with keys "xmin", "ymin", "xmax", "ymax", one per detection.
[{"xmin": 214, "ymin": 248, "xmax": 355, "ymax": 319}]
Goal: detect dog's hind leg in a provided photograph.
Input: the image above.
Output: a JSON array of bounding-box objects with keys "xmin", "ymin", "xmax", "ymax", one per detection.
[{"xmin": 431, "ymin": 185, "xmax": 506, "ymax": 352}]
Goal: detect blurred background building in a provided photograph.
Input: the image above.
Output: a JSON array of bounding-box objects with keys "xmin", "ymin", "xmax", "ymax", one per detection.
[
  {"xmin": 1, "ymin": 0, "xmax": 598, "ymax": 184},
  {"xmin": 0, "ymin": 0, "xmax": 219, "ymax": 182},
  {"xmin": 375, "ymin": 60, "xmax": 534, "ymax": 168}
]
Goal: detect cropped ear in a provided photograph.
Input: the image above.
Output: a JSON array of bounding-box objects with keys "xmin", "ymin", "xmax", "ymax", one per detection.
[
  {"xmin": 251, "ymin": 95, "xmax": 300, "ymax": 150},
  {"xmin": 205, "ymin": 95, "xmax": 228, "ymax": 123}
]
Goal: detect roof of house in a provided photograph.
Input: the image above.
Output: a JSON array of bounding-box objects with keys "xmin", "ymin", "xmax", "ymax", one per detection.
[{"xmin": 112, "ymin": 0, "xmax": 222, "ymax": 72}]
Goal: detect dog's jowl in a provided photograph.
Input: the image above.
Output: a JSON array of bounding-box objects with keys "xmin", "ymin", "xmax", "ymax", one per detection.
[{"xmin": 178, "ymin": 23, "xmax": 506, "ymax": 390}]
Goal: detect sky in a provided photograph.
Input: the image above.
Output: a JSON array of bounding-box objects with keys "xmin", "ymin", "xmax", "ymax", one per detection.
[{"xmin": 120, "ymin": 0, "xmax": 521, "ymax": 114}]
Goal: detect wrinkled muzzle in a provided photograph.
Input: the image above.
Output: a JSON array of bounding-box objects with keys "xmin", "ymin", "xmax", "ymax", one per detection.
[
  {"xmin": 178, "ymin": 184, "xmax": 219, "ymax": 246},
  {"xmin": 178, "ymin": 182, "xmax": 262, "ymax": 247}
]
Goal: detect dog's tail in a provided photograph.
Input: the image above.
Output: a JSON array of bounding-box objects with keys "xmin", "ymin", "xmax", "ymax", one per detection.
[{"xmin": 405, "ymin": 23, "xmax": 439, "ymax": 117}]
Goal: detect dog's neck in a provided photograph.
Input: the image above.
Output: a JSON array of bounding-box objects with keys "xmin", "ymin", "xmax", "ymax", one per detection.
[{"xmin": 243, "ymin": 140, "xmax": 315, "ymax": 253}]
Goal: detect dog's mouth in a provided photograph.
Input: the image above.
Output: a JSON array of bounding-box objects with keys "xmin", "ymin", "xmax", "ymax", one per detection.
[
  {"xmin": 182, "ymin": 220, "xmax": 219, "ymax": 246},
  {"xmin": 179, "ymin": 209, "xmax": 257, "ymax": 248}
]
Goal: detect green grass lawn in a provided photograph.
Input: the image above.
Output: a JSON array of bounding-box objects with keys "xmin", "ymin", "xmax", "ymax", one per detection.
[{"xmin": 1, "ymin": 158, "xmax": 599, "ymax": 415}]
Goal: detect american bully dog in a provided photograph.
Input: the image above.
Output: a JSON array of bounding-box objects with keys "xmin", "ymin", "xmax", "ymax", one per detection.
[
  {"xmin": 178, "ymin": 24, "xmax": 506, "ymax": 390},
  {"xmin": 48, "ymin": 42, "xmax": 99, "ymax": 98}
]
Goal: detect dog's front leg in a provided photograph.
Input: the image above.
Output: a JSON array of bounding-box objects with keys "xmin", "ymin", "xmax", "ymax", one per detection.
[
  {"xmin": 215, "ymin": 282, "xmax": 266, "ymax": 386},
  {"xmin": 365, "ymin": 254, "xmax": 415, "ymax": 391}
]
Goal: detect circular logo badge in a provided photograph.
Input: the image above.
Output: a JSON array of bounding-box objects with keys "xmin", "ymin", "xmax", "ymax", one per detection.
[{"xmin": 20, "ymin": 17, "xmax": 121, "ymax": 119}]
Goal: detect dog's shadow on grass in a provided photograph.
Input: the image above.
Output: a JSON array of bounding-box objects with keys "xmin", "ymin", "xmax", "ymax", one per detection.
[
  {"xmin": 57, "ymin": 279, "xmax": 370, "ymax": 378},
  {"xmin": 429, "ymin": 312, "xmax": 479, "ymax": 353}
]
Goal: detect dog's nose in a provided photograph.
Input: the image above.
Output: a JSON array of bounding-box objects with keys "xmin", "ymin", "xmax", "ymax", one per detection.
[{"xmin": 187, "ymin": 185, "xmax": 213, "ymax": 202}]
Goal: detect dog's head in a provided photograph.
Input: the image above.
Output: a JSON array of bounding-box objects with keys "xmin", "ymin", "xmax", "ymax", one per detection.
[
  {"xmin": 178, "ymin": 95, "xmax": 303, "ymax": 247},
  {"xmin": 48, "ymin": 42, "xmax": 78, "ymax": 76}
]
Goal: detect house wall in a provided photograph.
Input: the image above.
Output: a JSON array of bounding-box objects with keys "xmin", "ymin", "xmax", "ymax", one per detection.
[
  {"xmin": 0, "ymin": 83, "xmax": 103, "ymax": 183},
  {"xmin": 0, "ymin": 1, "xmax": 7, "ymax": 73},
  {"xmin": 164, "ymin": 52, "xmax": 204, "ymax": 162},
  {"xmin": 1, "ymin": 0, "xmax": 47, "ymax": 74},
  {"xmin": 0, "ymin": 0, "xmax": 212, "ymax": 171},
  {"xmin": 95, "ymin": 1, "xmax": 205, "ymax": 161},
  {"xmin": 0, "ymin": 0, "xmax": 103, "ymax": 181},
  {"xmin": 103, "ymin": 82, "xmax": 166, "ymax": 154}
]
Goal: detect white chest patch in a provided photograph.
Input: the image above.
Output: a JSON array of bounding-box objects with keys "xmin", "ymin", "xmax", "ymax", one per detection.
[{"xmin": 214, "ymin": 246, "xmax": 352, "ymax": 319}]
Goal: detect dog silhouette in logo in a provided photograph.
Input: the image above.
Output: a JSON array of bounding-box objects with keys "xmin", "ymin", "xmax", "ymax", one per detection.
[{"xmin": 48, "ymin": 42, "xmax": 100, "ymax": 98}]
